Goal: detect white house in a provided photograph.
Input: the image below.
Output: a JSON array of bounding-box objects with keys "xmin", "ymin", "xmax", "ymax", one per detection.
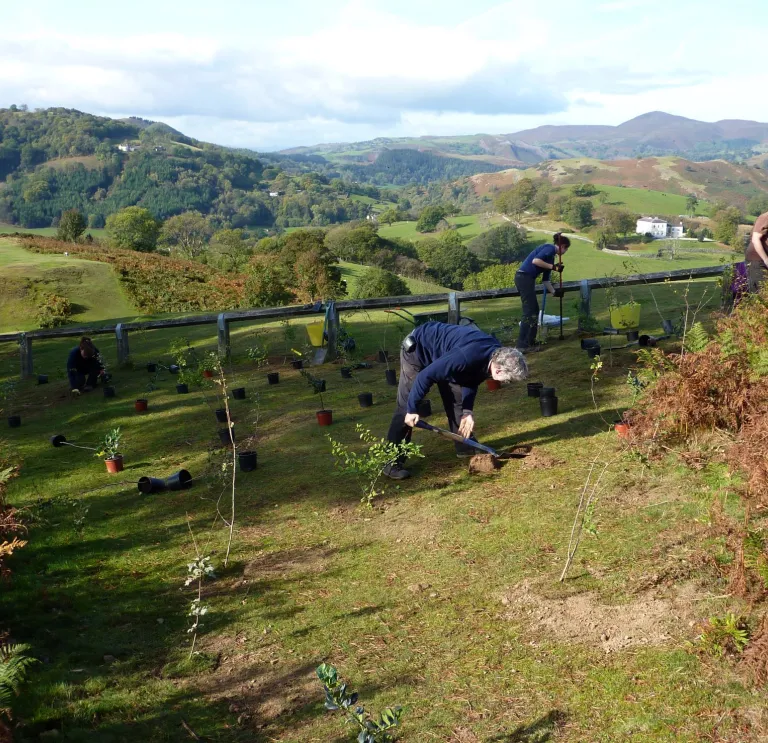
[
  {"xmin": 117, "ymin": 142, "xmax": 139, "ymax": 153},
  {"xmin": 636, "ymin": 217, "xmax": 685, "ymax": 239}
]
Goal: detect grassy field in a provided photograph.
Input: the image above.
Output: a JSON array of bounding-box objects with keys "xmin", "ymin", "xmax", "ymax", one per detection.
[
  {"xmin": 378, "ymin": 214, "xmax": 505, "ymax": 242},
  {"xmin": 1, "ymin": 277, "xmax": 762, "ymax": 742},
  {"xmin": 0, "ymin": 238, "xmax": 135, "ymax": 332},
  {"xmin": 590, "ymin": 186, "xmax": 709, "ymax": 217},
  {"xmin": 0, "ymin": 224, "xmax": 108, "ymax": 240}
]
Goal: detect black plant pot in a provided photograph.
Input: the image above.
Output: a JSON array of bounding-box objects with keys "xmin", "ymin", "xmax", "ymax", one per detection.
[
  {"xmin": 291, "ymin": 359, "xmax": 303, "ymax": 370},
  {"xmin": 417, "ymin": 399, "xmax": 432, "ymax": 417},
  {"xmin": 539, "ymin": 386, "xmax": 556, "ymax": 399},
  {"xmin": 176, "ymin": 383, "xmax": 189, "ymax": 394},
  {"xmin": 527, "ymin": 382, "xmax": 543, "ymax": 398},
  {"xmin": 37, "ymin": 374, "xmax": 48, "ymax": 385},
  {"xmin": 7, "ymin": 416, "xmax": 21, "ymax": 428},
  {"xmin": 358, "ymin": 392, "xmax": 373, "ymax": 408},
  {"xmin": 540, "ymin": 396, "xmax": 558, "ymax": 417},
  {"xmin": 138, "ymin": 476, "xmax": 167, "ymax": 494},
  {"xmin": 267, "ymin": 372, "xmax": 280, "ymax": 385},
  {"xmin": 214, "ymin": 408, "xmax": 228, "ymax": 423},
  {"xmin": 232, "ymin": 387, "xmax": 246, "ymax": 400},
  {"xmin": 103, "ymin": 386, "xmax": 116, "ymax": 398},
  {"xmin": 165, "ymin": 469, "xmax": 192, "ymax": 490},
  {"xmin": 147, "ymin": 363, "xmax": 157, "ymax": 373},
  {"xmin": 218, "ymin": 428, "xmax": 235, "ymax": 446},
  {"xmin": 169, "ymin": 365, "xmax": 180, "ymax": 374},
  {"xmin": 626, "ymin": 330, "xmax": 639, "ymax": 342},
  {"xmin": 238, "ymin": 451, "xmax": 257, "ymax": 472},
  {"xmin": 51, "ymin": 434, "xmax": 66, "ymax": 447},
  {"xmin": 378, "ymin": 350, "xmax": 388, "ymax": 363},
  {"xmin": 581, "ymin": 338, "xmax": 600, "ymax": 350},
  {"xmin": 587, "ymin": 346, "xmax": 601, "ymax": 358},
  {"xmin": 385, "ymin": 369, "xmax": 397, "ymax": 386},
  {"xmin": 340, "ymin": 367, "xmax": 352, "ymax": 379}
]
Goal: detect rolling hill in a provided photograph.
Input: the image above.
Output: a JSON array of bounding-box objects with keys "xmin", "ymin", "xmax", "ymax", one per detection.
[
  {"xmin": 283, "ymin": 112, "xmax": 768, "ymax": 168},
  {"xmin": 470, "ymin": 155, "xmax": 768, "ymax": 209}
]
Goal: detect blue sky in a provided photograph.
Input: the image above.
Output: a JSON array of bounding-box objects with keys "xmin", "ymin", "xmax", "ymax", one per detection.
[{"xmin": 1, "ymin": 0, "xmax": 765, "ymax": 151}]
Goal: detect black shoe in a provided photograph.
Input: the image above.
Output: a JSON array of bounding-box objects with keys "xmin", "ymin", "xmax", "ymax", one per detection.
[
  {"xmin": 383, "ymin": 463, "xmax": 411, "ymax": 480},
  {"xmin": 455, "ymin": 438, "xmax": 479, "ymax": 458}
]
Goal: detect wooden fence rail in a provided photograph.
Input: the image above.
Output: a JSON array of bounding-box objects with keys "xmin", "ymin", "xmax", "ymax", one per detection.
[{"xmin": 0, "ymin": 264, "xmax": 727, "ymax": 378}]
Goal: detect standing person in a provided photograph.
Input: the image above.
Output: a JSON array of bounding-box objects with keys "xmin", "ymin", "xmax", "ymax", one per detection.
[
  {"xmin": 514, "ymin": 233, "xmax": 570, "ymax": 351},
  {"xmin": 747, "ymin": 212, "xmax": 768, "ymax": 293},
  {"xmin": 383, "ymin": 321, "xmax": 528, "ymax": 480},
  {"xmin": 67, "ymin": 337, "xmax": 105, "ymax": 392}
]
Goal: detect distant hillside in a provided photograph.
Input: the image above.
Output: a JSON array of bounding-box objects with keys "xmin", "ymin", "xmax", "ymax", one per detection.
[
  {"xmin": 284, "ymin": 112, "xmax": 768, "ymax": 167},
  {"xmin": 470, "ymin": 155, "xmax": 768, "ymax": 209}
]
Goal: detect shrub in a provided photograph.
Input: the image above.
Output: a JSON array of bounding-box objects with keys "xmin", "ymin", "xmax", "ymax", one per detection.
[
  {"xmin": 351, "ymin": 267, "xmax": 410, "ymax": 299},
  {"xmin": 35, "ymin": 292, "xmax": 72, "ymax": 328},
  {"xmin": 56, "ymin": 209, "xmax": 86, "ymax": 242}
]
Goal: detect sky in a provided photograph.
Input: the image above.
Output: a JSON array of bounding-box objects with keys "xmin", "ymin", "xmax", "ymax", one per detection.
[{"xmin": 1, "ymin": 0, "xmax": 766, "ymax": 151}]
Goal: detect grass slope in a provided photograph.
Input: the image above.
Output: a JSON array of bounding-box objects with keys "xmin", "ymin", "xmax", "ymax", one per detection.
[
  {"xmin": 0, "ymin": 238, "xmax": 135, "ymax": 332},
  {"xmin": 0, "ymin": 223, "xmax": 107, "ymax": 239},
  {"xmin": 1, "ymin": 278, "xmax": 760, "ymax": 742},
  {"xmin": 378, "ymin": 214, "xmax": 505, "ymax": 242},
  {"xmin": 590, "ymin": 185, "xmax": 708, "ymax": 217}
]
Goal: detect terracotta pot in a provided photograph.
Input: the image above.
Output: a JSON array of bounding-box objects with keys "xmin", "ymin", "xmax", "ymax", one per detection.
[
  {"xmin": 135, "ymin": 399, "xmax": 148, "ymax": 412},
  {"xmin": 615, "ymin": 421, "xmax": 631, "ymax": 438},
  {"xmin": 203, "ymin": 369, "xmax": 214, "ymax": 379},
  {"xmin": 316, "ymin": 409, "xmax": 333, "ymax": 426},
  {"xmin": 105, "ymin": 456, "xmax": 124, "ymax": 474},
  {"xmin": 486, "ymin": 379, "xmax": 501, "ymax": 392}
]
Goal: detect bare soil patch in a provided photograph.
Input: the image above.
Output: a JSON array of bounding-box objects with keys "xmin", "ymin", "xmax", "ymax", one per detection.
[
  {"xmin": 502, "ymin": 580, "xmax": 702, "ymax": 654},
  {"xmin": 243, "ymin": 545, "xmax": 335, "ymax": 580}
]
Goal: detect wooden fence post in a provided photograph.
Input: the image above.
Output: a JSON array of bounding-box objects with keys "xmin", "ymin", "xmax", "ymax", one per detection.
[
  {"xmin": 447, "ymin": 292, "xmax": 461, "ymax": 324},
  {"xmin": 115, "ymin": 324, "xmax": 130, "ymax": 366},
  {"xmin": 325, "ymin": 304, "xmax": 339, "ymax": 363},
  {"xmin": 217, "ymin": 314, "xmax": 231, "ymax": 361},
  {"xmin": 19, "ymin": 333, "xmax": 33, "ymax": 379},
  {"xmin": 578, "ymin": 280, "xmax": 592, "ymax": 330}
]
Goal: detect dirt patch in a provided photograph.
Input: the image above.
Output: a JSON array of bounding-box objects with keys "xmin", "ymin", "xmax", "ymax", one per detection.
[
  {"xmin": 469, "ymin": 454, "xmax": 501, "ymax": 474},
  {"xmin": 520, "ymin": 451, "xmax": 563, "ymax": 469},
  {"xmin": 741, "ymin": 613, "xmax": 768, "ymax": 686},
  {"xmin": 243, "ymin": 545, "xmax": 334, "ymax": 580},
  {"xmin": 502, "ymin": 580, "xmax": 701, "ymax": 654}
]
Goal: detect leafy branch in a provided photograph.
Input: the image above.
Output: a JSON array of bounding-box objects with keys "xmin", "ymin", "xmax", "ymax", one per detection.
[{"xmin": 317, "ymin": 663, "xmax": 403, "ymax": 743}]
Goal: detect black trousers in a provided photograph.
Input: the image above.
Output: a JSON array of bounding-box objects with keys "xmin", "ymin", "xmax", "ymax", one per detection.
[
  {"xmin": 747, "ymin": 260, "xmax": 768, "ymax": 293},
  {"xmin": 515, "ymin": 271, "xmax": 539, "ymax": 349},
  {"xmin": 68, "ymin": 364, "xmax": 100, "ymax": 390},
  {"xmin": 385, "ymin": 345, "xmax": 473, "ymax": 459}
]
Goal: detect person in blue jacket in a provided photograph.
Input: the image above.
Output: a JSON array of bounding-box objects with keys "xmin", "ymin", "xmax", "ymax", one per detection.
[
  {"xmin": 67, "ymin": 337, "xmax": 105, "ymax": 392},
  {"xmin": 514, "ymin": 233, "xmax": 570, "ymax": 351},
  {"xmin": 383, "ymin": 321, "xmax": 528, "ymax": 479}
]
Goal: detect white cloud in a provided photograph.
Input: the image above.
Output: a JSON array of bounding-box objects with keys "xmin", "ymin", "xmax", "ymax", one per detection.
[{"xmin": 0, "ymin": 0, "xmax": 765, "ymax": 150}]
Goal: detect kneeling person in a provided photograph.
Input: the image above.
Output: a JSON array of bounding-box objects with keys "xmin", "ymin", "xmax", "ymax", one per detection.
[
  {"xmin": 67, "ymin": 337, "xmax": 105, "ymax": 392},
  {"xmin": 384, "ymin": 321, "xmax": 528, "ymax": 479}
]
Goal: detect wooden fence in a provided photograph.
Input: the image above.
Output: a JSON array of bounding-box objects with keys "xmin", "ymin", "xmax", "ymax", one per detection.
[{"xmin": 0, "ymin": 265, "xmax": 728, "ymax": 378}]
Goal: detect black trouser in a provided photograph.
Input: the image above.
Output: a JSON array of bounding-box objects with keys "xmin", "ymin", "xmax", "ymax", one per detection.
[
  {"xmin": 515, "ymin": 271, "xmax": 539, "ymax": 349},
  {"xmin": 747, "ymin": 260, "xmax": 768, "ymax": 294},
  {"xmin": 68, "ymin": 361, "xmax": 101, "ymax": 390},
  {"xmin": 385, "ymin": 345, "xmax": 473, "ymax": 460}
]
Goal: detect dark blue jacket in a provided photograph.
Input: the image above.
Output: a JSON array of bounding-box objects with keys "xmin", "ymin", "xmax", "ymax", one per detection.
[
  {"xmin": 518, "ymin": 243, "xmax": 557, "ymax": 281},
  {"xmin": 67, "ymin": 346, "xmax": 103, "ymax": 388},
  {"xmin": 407, "ymin": 322, "xmax": 500, "ymax": 414}
]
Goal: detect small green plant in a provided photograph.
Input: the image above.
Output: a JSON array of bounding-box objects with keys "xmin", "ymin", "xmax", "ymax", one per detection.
[
  {"xmin": 72, "ymin": 501, "xmax": 89, "ymax": 535},
  {"xmin": 245, "ymin": 338, "xmax": 269, "ymax": 367},
  {"xmin": 300, "ymin": 368, "xmax": 328, "ymax": 410},
  {"xmin": 281, "ymin": 318, "xmax": 297, "ymax": 362},
  {"xmin": 695, "ymin": 613, "xmax": 749, "ymax": 657},
  {"xmin": 316, "ymin": 663, "xmax": 403, "ymax": 743},
  {"xmin": 328, "ymin": 425, "xmax": 423, "ymax": 505},
  {"xmin": 95, "ymin": 428, "xmax": 122, "ymax": 460},
  {"xmin": 184, "ymin": 524, "xmax": 216, "ymax": 658},
  {"xmin": 0, "ymin": 642, "xmax": 37, "ymax": 723},
  {"xmin": 169, "ymin": 338, "xmax": 203, "ymax": 387}
]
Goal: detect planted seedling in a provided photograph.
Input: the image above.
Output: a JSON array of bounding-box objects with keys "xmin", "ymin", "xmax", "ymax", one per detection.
[
  {"xmin": 169, "ymin": 338, "xmax": 203, "ymax": 389},
  {"xmin": 317, "ymin": 663, "xmax": 403, "ymax": 743},
  {"xmin": 300, "ymin": 368, "xmax": 331, "ymax": 424},
  {"xmin": 328, "ymin": 424, "xmax": 423, "ymax": 505},
  {"xmin": 281, "ymin": 318, "xmax": 298, "ymax": 365},
  {"xmin": 95, "ymin": 428, "xmax": 124, "ymax": 473}
]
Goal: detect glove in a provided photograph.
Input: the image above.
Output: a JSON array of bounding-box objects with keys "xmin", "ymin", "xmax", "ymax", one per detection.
[{"xmin": 554, "ymin": 263, "xmax": 565, "ymax": 272}]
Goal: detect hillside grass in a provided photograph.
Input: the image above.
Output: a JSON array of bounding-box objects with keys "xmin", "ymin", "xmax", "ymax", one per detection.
[
  {"xmin": 378, "ymin": 214, "xmax": 505, "ymax": 242},
  {"xmin": 590, "ymin": 185, "xmax": 709, "ymax": 217},
  {"xmin": 1, "ymin": 278, "xmax": 762, "ymax": 742},
  {"xmin": 0, "ymin": 238, "xmax": 135, "ymax": 332},
  {"xmin": 0, "ymin": 223, "xmax": 108, "ymax": 239}
]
